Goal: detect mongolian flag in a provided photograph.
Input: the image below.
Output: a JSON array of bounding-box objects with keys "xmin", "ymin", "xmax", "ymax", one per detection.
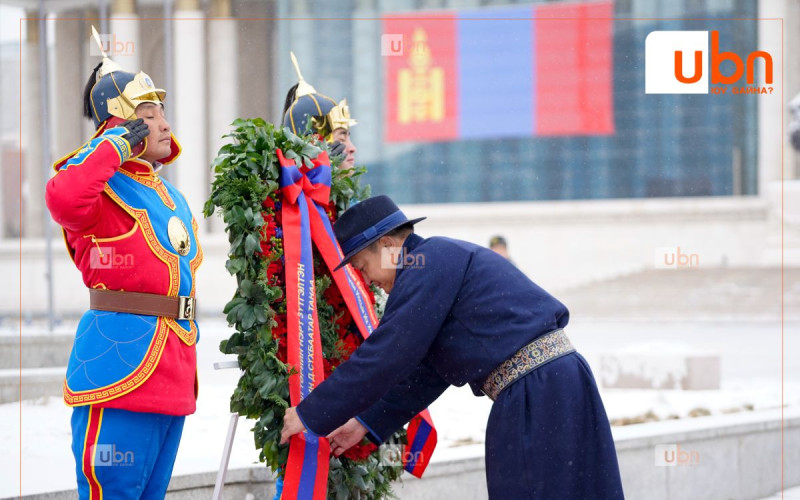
[{"xmin": 384, "ymin": 1, "xmax": 614, "ymax": 142}]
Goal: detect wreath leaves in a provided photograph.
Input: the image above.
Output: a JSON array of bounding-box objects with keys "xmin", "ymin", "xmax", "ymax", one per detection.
[{"xmin": 206, "ymin": 120, "xmax": 404, "ymax": 498}]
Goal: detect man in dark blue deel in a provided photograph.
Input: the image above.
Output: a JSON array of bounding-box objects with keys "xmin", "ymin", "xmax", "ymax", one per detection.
[{"xmin": 281, "ymin": 195, "xmax": 624, "ymax": 499}]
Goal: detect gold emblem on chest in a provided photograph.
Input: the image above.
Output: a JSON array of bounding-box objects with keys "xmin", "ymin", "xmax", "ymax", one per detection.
[{"xmin": 168, "ymin": 217, "xmax": 191, "ymax": 256}]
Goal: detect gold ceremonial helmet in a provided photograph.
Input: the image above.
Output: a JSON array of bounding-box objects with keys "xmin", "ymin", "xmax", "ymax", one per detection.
[
  {"xmin": 88, "ymin": 26, "xmax": 166, "ymax": 128},
  {"xmin": 54, "ymin": 26, "xmax": 182, "ymax": 171},
  {"xmin": 282, "ymin": 52, "xmax": 357, "ymax": 140}
]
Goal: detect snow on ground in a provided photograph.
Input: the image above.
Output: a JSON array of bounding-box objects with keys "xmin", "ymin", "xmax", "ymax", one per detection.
[
  {"xmin": 2, "ymin": 317, "xmax": 798, "ymax": 497},
  {"xmin": 759, "ymin": 485, "xmax": 800, "ymax": 499}
]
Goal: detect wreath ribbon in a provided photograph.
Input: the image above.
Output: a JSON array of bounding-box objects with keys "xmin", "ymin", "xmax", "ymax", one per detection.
[{"xmin": 277, "ymin": 148, "xmax": 436, "ymax": 499}]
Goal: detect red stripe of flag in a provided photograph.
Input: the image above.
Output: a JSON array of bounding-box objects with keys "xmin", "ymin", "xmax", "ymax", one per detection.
[
  {"xmin": 534, "ymin": 1, "xmax": 614, "ymax": 135},
  {"xmin": 384, "ymin": 11, "xmax": 459, "ymax": 143}
]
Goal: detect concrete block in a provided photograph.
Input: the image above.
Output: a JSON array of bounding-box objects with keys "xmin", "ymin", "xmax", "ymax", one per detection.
[
  {"xmin": 0, "ymin": 367, "xmax": 64, "ymax": 403},
  {"xmin": 601, "ymin": 349, "xmax": 720, "ymax": 390}
]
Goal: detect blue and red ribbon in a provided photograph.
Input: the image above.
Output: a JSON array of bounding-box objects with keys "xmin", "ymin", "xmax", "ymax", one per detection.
[
  {"xmin": 279, "ymin": 149, "xmax": 330, "ymax": 500},
  {"xmin": 277, "ymin": 148, "xmax": 436, "ymax": 499}
]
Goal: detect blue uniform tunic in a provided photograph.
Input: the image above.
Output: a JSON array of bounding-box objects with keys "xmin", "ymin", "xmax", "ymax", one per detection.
[{"xmin": 297, "ymin": 233, "xmax": 624, "ymax": 499}]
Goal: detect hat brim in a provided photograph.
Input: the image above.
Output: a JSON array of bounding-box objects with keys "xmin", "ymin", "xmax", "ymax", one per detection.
[{"xmin": 333, "ymin": 216, "xmax": 426, "ymax": 271}]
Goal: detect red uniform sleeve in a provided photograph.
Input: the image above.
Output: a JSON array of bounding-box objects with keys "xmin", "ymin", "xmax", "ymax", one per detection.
[{"xmin": 45, "ymin": 131, "xmax": 132, "ymax": 232}]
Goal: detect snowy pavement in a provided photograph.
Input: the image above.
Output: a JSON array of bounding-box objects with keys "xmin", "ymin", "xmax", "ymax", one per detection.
[{"xmin": 3, "ymin": 317, "xmax": 798, "ymax": 498}]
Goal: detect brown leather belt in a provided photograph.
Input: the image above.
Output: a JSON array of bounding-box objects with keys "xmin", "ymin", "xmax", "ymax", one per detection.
[{"xmin": 89, "ymin": 288, "xmax": 196, "ymax": 321}]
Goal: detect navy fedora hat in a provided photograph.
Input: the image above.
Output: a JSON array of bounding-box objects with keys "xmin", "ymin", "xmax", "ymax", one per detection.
[{"xmin": 334, "ymin": 195, "xmax": 425, "ymax": 271}]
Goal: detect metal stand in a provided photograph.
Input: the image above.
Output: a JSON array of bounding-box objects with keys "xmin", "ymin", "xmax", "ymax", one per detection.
[{"xmin": 212, "ymin": 360, "xmax": 242, "ymax": 500}]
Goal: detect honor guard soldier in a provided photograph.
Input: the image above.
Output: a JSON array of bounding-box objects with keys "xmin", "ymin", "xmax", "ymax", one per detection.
[
  {"xmin": 45, "ymin": 28, "xmax": 202, "ymax": 499},
  {"xmin": 282, "ymin": 52, "xmax": 358, "ymax": 170}
]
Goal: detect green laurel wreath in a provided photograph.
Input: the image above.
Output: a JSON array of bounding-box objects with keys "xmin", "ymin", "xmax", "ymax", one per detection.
[{"xmin": 204, "ymin": 118, "xmax": 406, "ymax": 499}]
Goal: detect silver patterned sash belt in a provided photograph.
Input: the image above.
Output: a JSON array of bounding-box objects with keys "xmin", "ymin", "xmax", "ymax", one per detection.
[{"xmin": 481, "ymin": 329, "xmax": 575, "ymax": 401}]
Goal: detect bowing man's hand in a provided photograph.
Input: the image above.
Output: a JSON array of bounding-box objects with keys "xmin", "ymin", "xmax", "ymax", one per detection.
[
  {"xmin": 280, "ymin": 407, "xmax": 307, "ymax": 445},
  {"xmin": 327, "ymin": 418, "xmax": 368, "ymax": 456}
]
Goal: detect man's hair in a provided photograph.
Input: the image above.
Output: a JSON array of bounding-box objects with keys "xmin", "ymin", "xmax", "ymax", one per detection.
[
  {"xmin": 367, "ymin": 223, "xmax": 414, "ymax": 251},
  {"xmin": 386, "ymin": 223, "xmax": 414, "ymax": 238},
  {"xmin": 282, "ymin": 83, "xmax": 299, "ymax": 121},
  {"xmin": 82, "ymin": 62, "xmax": 103, "ymax": 122},
  {"xmin": 489, "ymin": 235, "xmax": 508, "ymax": 248}
]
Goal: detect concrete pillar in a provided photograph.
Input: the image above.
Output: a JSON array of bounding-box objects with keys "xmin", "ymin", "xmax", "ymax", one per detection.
[
  {"xmin": 351, "ymin": 0, "xmax": 380, "ymax": 165},
  {"xmin": 284, "ymin": 0, "xmax": 314, "ymax": 111},
  {"xmin": 757, "ymin": 0, "xmax": 786, "ymax": 192},
  {"xmin": 22, "ymin": 14, "xmax": 43, "ymax": 238},
  {"xmin": 785, "ymin": 0, "xmax": 800, "ymax": 178},
  {"xmin": 54, "ymin": 10, "xmax": 85, "ymax": 161},
  {"xmin": 758, "ymin": 0, "xmax": 800, "ymax": 265},
  {"xmin": 207, "ymin": 0, "xmax": 238, "ymax": 232},
  {"xmin": 82, "ymin": 8, "xmax": 100, "ymax": 139},
  {"xmin": 173, "ymin": 0, "xmax": 208, "ymax": 230},
  {"xmin": 109, "ymin": 0, "xmax": 140, "ymax": 72}
]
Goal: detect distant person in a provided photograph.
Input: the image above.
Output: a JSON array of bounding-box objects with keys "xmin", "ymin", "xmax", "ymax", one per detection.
[
  {"xmin": 489, "ymin": 235, "xmax": 512, "ymax": 261},
  {"xmin": 790, "ymin": 92, "xmax": 800, "ymax": 151}
]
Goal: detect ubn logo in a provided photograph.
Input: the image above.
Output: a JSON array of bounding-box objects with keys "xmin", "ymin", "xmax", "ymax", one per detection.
[
  {"xmin": 654, "ymin": 444, "xmax": 700, "ymax": 466},
  {"xmin": 89, "ymin": 34, "xmax": 135, "ymax": 57},
  {"xmin": 378, "ymin": 444, "xmax": 426, "ymax": 468},
  {"xmin": 89, "ymin": 247, "xmax": 135, "ymax": 269},
  {"xmin": 654, "ymin": 247, "xmax": 699, "ymax": 269},
  {"xmin": 380, "ymin": 247, "xmax": 425, "ymax": 269},
  {"xmin": 645, "ymin": 30, "xmax": 773, "ymax": 94},
  {"xmin": 92, "ymin": 444, "xmax": 135, "ymax": 467},
  {"xmin": 381, "ymin": 34, "xmax": 404, "ymax": 57}
]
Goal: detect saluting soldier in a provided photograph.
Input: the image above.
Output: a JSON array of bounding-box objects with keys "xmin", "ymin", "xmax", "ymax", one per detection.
[
  {"xmin": 282, "ymin": 195, "xmax": 624, "ymax": 499},
  {"xmin": 45, "ymin": 30, "xmax": 201, "ymax": 499}
]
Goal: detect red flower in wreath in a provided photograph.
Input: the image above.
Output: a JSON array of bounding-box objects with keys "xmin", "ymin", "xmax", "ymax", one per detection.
[
  {"xmin": 267, "ymin": 258, "xmax": 284, "ymax": 280},
  {"xmin": 342, "ymin": 442, "xmax": 378, "ymax": 461},
  {"xmin": 276, "ymin": 334, "xmax": 288, "ymax": 363},
  {"xmin": 272, "ymin": 313, "xmax": 287, "ymax": 340}
]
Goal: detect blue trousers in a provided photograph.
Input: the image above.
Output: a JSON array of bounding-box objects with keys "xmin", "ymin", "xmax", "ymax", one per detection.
[
  {"xmin": 485, "ymin": 352, "xmax": 624, "ymax": 499},
  {"xmin": 71, "ymin": 406, "xmax": 185, "ymax": 500}
]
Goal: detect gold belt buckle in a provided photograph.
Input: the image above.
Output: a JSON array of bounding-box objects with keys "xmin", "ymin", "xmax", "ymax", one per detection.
[{"xmin": 178, "ymin": 296, "xmax": 196, "ymax": 321}]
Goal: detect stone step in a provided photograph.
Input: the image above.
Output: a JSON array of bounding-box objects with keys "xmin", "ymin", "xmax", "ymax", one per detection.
[
  {"xmin": 559, "ymin": 267, "xmax": 800, "ymax": 319},
  {"xmin": 0, "ymin": 367, "xmax": 63, "ymax": 404},
  {"xmin": 0, "ymin": 334, "xmax": 73, "ymax": 370},
  {"xmin": 600, "ymin": 353, "xmax": 721, "ymax": 390}
]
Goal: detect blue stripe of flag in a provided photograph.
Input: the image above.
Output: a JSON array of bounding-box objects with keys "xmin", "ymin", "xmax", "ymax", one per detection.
[
  {"xmin": 457, "ymin": 7, "xmax": 535, "ymax": 139},
  {"xmin": 405, "ymin": 420, "xmax": 432, "ymax": 471}
]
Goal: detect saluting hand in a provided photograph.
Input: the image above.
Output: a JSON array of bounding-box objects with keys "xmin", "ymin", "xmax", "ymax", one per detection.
[
  {"xmin": 327, "ymin": 418, "xmax": 368, "ymax": 457},
  {"xmin": 328, "ymin": 141, "xmax": 346, "ymax": 160},
  {"xmin": 280, "ymin": 407, "xmax": 307, "ymax": 445},
  {"xmin": 118, "ymin": 118, "xmax": 150, "ymax": 147}
]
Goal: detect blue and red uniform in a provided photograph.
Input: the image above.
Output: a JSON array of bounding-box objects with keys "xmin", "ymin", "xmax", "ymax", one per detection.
[{"xmin": 46, "ymin": 122, "xmax": 202, "ymax": 499}]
